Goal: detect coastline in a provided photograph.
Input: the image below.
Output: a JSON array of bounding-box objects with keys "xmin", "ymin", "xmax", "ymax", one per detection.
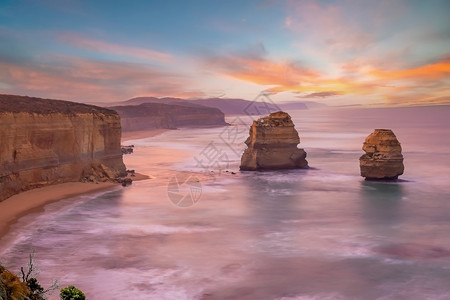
[
  {"xmin": 0, "ymin": 182, "xmax": 117, "ymax": 241},
  {"xmin": 0, "ymin": 128, "xmax": 169, "ymax": 243},
  {"xmin": 121, "ymin": 129, "xmax": 169, "ymax": 142},
  {"xmin": 0, "ymin": 173, "xmax": 152, "ymax": 242}
]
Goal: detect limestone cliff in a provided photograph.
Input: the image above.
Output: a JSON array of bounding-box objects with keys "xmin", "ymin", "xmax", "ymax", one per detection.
[
  {"xmin": 0, "ymin": 94, "xmax": 126, "ymax": 201},
  {"xmin": 110, "ymin": 102, "xmax": 227, "ymax": 131},
  {"xmin": 240, "ymin": 111, "xmax": 308, "ymax": 170},
  {"xmin": 359, "ymin": 129, "xmax": 404, "ymax": 180}
]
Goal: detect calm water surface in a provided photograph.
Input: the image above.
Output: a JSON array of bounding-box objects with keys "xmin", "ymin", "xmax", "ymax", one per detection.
[{"xmin": 1, "ymin": 107, "xmax": 450, "ymax": 300}]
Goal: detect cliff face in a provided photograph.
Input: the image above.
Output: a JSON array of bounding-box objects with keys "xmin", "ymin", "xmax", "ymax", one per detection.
[
  {"xmin": 240, "ymin": 111, "xmax": 308, "ymax": 170},
  {"xmin": 110, "ymin": 102, "xmax": 227, "ymax": 131},
  {"xmin": 0, "ymin": 95, "xmax": 126, "ymax": 201},
  {"xmin": 360, "ymin": 129, "xmax": 404, "ymax": 180}
]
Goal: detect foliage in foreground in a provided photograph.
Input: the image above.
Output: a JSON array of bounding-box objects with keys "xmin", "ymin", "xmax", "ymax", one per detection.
[
  {"xmin": 60, "ymin": 286, "xmax": 86, "ymax": 300},
  {"xmin": 0, "ymin": 252, "xmax": 59, "ymax": 300},
  {"xmin": 0, "ymin": 264, "xmax": 31, "ymax": 300}
]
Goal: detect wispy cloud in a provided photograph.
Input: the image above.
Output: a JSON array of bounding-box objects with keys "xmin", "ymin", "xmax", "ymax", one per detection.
[
  {"xmin": 0, "ymin": 54, "xmax": 201, "ymax": 102},
  {"xmin": 298, "ymin": 91, "xmax": 343, "ymax": 98},
  {"xmin": 201, "ymin": 45, "xmax": 450, "ymax": 105},
  {"xmin": 202, "ymin": 48, "xmax": 319, "ymax": 89},
  {"xmin": 283, "ymin": 0, "xmax": 393, "ymax": 53},
  {"xmin": 58, "ymin": 33, "xmax": 172, "ymax": 63},
  {"xmin": 369, "ymin": 61, "xmax": 450, "ymax": 81}
]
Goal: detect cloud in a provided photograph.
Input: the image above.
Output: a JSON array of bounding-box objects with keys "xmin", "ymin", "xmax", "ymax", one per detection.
[
  {"xmin": 298, "ymin": 91, "xmax": 343, "ymax": 98},
  {"xmin": 58, "ymin": 33, "xmax": 172, "ymax": 63},
  {"xmin": 202, "ymin": 48, "xmax": 319, "ymax": 89},
  {"xmin": 369, "ymin": 61, "xmax": 450, "ymax": 81},
  {"xmin": 201, "ymin": 44, "xmax": 450, "ymax": 106},
  {"xmin": 283, "ymin": 0, "xmax": 390, "ymax": 53},
  {"xmin": 0, "ymin": 54, "xmax": 202, "ymax": 102}
]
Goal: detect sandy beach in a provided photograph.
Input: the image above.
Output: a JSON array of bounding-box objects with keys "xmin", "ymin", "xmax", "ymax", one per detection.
[
  {"xmin": 0, "ymin": 176, "xmax": 151, "ymax": 242},
  {"xmin": 0, "ymin": 129, "xmax": 167, "ymax": 242},
  {"xmin": 0, "ymin": 182, "xmax": 117, "ymax": 240}
]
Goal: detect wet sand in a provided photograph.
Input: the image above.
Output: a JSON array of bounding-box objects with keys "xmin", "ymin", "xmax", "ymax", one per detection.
[
  {"xmin": 0, "ymin": 182, "xmax": 116, "ymax": 240},
  {"xmin": 0, "ymin": 129, "xmax": 167, "ymax": 242}
]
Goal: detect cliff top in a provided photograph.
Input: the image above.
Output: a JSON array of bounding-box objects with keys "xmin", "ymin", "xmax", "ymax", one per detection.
[
  {"xmin": 254, "ymin": 111, "xmax": 294, "ymax": 127},
  {"xmin": 0, "ymin": 94, "xmax": 117, "ymax": 115},
  {"xmin": 110, "ymin": 102, "xmax": 224, "ymax": 117}
]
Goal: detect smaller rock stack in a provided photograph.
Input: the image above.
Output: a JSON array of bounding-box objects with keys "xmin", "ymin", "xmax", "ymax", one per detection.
[
  {"xmin": 240, "ymin": 111, "xmax": 308, "ymax": 171},
  {"xmin": 360, "ymin": 129, "xmax": 404, "ymax": 180}
]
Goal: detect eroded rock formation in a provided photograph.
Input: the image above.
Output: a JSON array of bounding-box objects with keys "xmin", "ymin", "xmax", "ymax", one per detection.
[
  {"xmin": 240, "ymin": 111, "xmax": 308, "ymax": 170},
  {"xmin": 0, "ymin": 94, "xmax": 127, "ymax": 201},
  {"xmin": 360, "ymin": 129, "xmax": 404, "ymax": 180}
]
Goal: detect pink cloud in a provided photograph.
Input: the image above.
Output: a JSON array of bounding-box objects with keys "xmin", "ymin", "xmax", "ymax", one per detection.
[
  {"xmin": 284, "ymin": 0, "xmax": 369, "ymax": 52},
  {"xmin": 284, "ymin": 0, "xmax": 407, "ymax": 54},
  {"xmin": 59, "ymin": 33, "xmax": 172, "ymax": 62},
  {"xmin": 203, "ymin": 51, "xmax": 319, "ymax": 88},
  {"xmin": 200, "ymin": 47, "xmax": 450, "ymax": 106},
  {"xmin": 0, "ymin": 55, "xmax": 202, "ymax": 103}
]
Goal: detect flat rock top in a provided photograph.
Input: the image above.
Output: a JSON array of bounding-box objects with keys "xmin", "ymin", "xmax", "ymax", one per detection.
[
  {"xmin": 254, "ymin": 111, "xmax": 294, "ymax": 127},
  {"xmin": 110, "ymin": 102, "xmax": 223, "ymax": 117},
  {"xmin": 362, "ymin": 128, "xmax": 402, "ymax": 154},
  {"xmin": 0, "ymin": 94, "xmax": 116, "ymax": 115},
  {"xmin": 372, "ymin": 129, "xmax": 395, "ymax": 135}
]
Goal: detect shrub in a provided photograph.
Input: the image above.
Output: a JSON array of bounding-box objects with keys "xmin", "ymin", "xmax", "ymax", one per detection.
[
  {"xmin": 0, "ymin": 266, "xmax": 31, "ymax": 299},
  {"xmin": 60, "ymin": 286, "xmax": 86, "ymax": 300}
]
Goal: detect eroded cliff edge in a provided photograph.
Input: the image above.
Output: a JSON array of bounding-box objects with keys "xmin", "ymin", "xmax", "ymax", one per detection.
[{"xmin": 0, "ymin": 94, "xmax": 126, "ymax": 201}]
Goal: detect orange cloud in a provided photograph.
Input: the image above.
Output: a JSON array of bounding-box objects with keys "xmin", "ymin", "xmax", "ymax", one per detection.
[
  {"xmin": 206, "ymin": 54, "xmax": 319, "ymax": 87},
  {"xmin": 59, "ymin": 33, "xmax": 172, "ymax": 62},
  {"xmin": 203, "ymin": 49, "xmax": 450, "ymax": 106},
  {"xmin": 369, "ymin": 61, "xmax": 450, "ymax": 80},
  {"xmin": 204, "ymin": 52, "xmax": 378, "ymax": 96}
]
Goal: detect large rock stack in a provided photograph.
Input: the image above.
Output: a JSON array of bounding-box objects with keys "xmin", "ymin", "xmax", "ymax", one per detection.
[
  {"xmin": 240, "ymin": 111, "xmax": 308, "ymax": 171},
  {"xmin": 360, "ymin": 129, "xmax": 404, "ymax": 180}
]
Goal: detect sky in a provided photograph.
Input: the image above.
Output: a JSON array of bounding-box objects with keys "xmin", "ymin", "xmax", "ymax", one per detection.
[{"xmin": 0, "ymin": 0, "xmax": 449, "ymax": 106}]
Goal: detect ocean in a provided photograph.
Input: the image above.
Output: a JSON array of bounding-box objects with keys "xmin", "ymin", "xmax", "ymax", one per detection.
[{"xmin": 1, "ymin": 106, "xmax": 450, "ymax": 299}]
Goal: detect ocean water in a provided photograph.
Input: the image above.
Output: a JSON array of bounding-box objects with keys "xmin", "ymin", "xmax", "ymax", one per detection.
[{"xmin": 1, "ymin": 107, "xmax": 450, "ymax": 300}]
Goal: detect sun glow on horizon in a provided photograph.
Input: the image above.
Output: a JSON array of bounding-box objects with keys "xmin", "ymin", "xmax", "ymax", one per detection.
[{"xmin": 0, "ymin": 0, "xmax": 448, "ymax": 107}]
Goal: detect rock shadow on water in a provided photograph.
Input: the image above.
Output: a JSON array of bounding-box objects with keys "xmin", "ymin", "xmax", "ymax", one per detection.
[
  {"xmin": 360, "ymin": 181, "xmax": 405, "ymax": 228},
  {"xmin": 240, "ymin": 169, "xmax": 308, "ymax": 229}
]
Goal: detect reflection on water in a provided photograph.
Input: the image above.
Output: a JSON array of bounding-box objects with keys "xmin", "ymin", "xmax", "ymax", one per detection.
[
  {"xmin": 360, "ymin": 181, "xmax": 403, "ymax": 228},
  {"xmin": 241, "ymin": 170, "xmax": 306, "ymax": 230},
  {"xmin": 1, "ymin": 108, "xmax": 450, "ymax": 299}
]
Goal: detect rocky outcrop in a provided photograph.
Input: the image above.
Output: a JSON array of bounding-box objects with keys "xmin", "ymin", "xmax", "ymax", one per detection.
[
  {"xmin": 0, "ymin": 94, "xmax": 126, "ymax": 201},
  {"xmin": 240, "ymin": 111, "xmax": 308, "ymax": 170},
  {"xmin": 359, "ymin": 129, "xmax": 404, "ymax": 180},
  {"xmin": 110, "ymin": 102, "xmax": 227, "ymax": 131}
]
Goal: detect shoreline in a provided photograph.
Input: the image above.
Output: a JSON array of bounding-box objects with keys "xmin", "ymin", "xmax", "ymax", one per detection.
[
  {"xmin": 0, "ymin": 182, "xmax": 117, "ymax": 241},
  {"xmin": 0, "ymin": 173, "xmax": 151, "ymax": 243},
  {"xmin": 121, "ymin": 129, "xmax": 169, "ymax": 142},
  {"xmin": 0, "ymin": 128, "xmax": 170, "ymax": 244}
]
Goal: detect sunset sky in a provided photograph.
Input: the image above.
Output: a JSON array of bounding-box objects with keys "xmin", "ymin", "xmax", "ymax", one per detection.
[{"xmin": 0, "ymin": 0, "xmax": 449, "ymax": 106}]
